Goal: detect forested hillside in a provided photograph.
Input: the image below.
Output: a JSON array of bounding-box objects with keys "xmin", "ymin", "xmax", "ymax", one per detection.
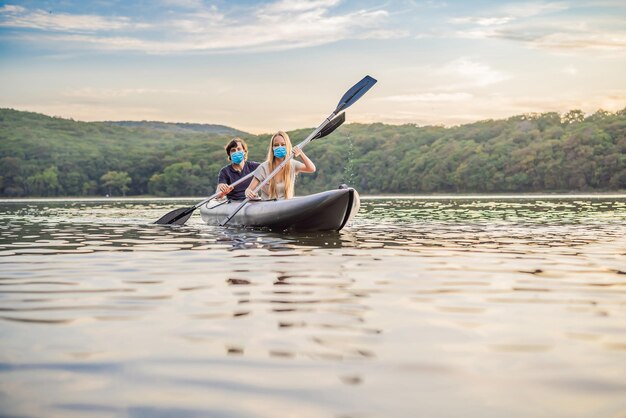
[
  {"xmin": 1, "ymin": 107, "xmax": 624, "ymax": 197},
  {"xmin": 107, "ymin": 120, "xmax": 247, "ymax": 136}
]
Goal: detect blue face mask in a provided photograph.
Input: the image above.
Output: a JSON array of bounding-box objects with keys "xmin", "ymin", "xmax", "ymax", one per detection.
[
  {"xmin": 273, "ymin": 146, "xmax": 287, "ymax": 159},
  {"xmin": 230, "ymin": 150, "xmax": 245, "ymax": 164}
]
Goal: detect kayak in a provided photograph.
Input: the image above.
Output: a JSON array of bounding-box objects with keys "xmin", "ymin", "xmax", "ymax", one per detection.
[{"xmin": 200, "ymin": 187, "xmax": 360, "ymax": 231}]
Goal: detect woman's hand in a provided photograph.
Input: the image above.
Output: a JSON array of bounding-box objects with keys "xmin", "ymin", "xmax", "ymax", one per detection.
[
  {"xmin": 294, "ymin": 148, "xmax": 316, "ymax": 173},
  {"xmin": 245, "ymin": 187, "xmax": 258, "ymax": 199},
  {"xmin": 245, "ymin": 178, "xmax": 260, "ymax": 200}
]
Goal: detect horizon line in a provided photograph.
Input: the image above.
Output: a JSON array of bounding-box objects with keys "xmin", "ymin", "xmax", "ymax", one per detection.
[{"xmin": 3, "ymin": 105, "xmax": 625, "ymax": 136}]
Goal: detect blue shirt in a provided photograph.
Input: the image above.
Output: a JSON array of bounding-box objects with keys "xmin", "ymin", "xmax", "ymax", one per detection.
[{"xmin": 217, "ymin": 161, "xmax": 260, "ymax": 200}]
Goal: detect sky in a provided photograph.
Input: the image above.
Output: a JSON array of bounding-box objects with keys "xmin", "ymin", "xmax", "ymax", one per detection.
[{"xmin": 0, "ymin": 0, "xmax": 625, "ymax": 134}]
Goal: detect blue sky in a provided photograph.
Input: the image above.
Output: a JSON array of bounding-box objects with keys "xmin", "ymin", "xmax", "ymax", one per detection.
[{"xmin": 1, "ymin": 0, "xmax": 625, "ymax": 133}]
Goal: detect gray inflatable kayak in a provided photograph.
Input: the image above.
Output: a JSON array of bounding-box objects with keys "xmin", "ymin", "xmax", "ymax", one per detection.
[{"xmin": 200, "ymin": 187, "xmax": 360, "ymax": 231}]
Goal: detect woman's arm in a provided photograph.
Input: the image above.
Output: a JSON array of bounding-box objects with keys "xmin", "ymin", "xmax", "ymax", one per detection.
[
  {"xmin": 293, "ymin": 148, "xmax": 316, "ymax": 173},
  {"xmin": 245, "ymin": 178, "xmax": 260, "ymax": 199}
]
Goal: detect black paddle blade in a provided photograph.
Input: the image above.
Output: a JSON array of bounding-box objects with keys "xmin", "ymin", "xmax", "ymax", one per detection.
[
  {"xmin": 314, "ymin": 112, "xmax": 345, "ymax": 140},
  {"xmin": 335, "ymin": 75, "xmax": 377, "ymax": 113},
  {"xmin": 154, "ymin": 206, "xmax": 194, "ymax": 225}
]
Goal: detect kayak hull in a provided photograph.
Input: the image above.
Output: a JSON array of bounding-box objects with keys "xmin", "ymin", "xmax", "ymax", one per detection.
[{"xmin": 200, "ymin": 188, "xmax": 360, "ymax": 232}]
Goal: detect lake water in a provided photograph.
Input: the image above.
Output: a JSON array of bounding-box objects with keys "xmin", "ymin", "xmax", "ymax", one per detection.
[{"xmin": 1, "ymin": 196, "xmax": 625, "ymax": 418}]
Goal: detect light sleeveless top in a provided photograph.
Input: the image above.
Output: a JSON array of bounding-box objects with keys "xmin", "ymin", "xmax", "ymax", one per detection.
[{"xmin": 252, "ymin": 160, "xmax": 305, "ymax": 200}]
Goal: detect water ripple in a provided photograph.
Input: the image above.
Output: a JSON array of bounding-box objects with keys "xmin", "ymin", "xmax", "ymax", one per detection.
[{"xmin": 0, "ymin": 197, "xmax": 625, "ymax": 418}]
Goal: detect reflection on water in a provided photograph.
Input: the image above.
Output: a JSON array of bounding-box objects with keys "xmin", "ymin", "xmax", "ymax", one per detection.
[
  {"xmin": 0, "ymin": 196, "xmax": 625, "ymax": 418},
  {"xmin": 2, "ymin": 197, "xmax": 624, "ymax": 254}
]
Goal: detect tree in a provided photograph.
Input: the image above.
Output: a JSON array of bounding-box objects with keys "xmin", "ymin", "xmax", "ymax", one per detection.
[
  {"xmin": 2, "ymin": 108, "xmax": 625, "ymax": 196},
  {"xmin": 100, "ymin": 171, "xmax": 131, "ymax": 196},
  {"xmin": 562, "ymin": 109, "xmax": 585, "ymax": 124},
  {"xmin": 0, "ymin": 156, "xmax": 25, "ymax": 196},
  {"xmin": 148, "ymin": 162, "xmax": 205, "ymax": 196},
  {"xmin": 26, "ymin": 166, "xmax": 60, "ymax": 196}
]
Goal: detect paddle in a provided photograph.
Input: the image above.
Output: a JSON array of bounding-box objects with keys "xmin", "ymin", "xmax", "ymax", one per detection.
[
  {"xmin": 154, "ymin": 111, "xmax": 347, "ymax": 226},
  {"xmin": 220, "ymin": 75, "xmax": 377, "ymax": 227}
]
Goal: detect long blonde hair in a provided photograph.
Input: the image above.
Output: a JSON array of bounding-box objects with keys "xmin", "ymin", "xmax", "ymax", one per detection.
[{"xmin": 266, "ymin": 130, "xmax": 294, "ymax": 199}]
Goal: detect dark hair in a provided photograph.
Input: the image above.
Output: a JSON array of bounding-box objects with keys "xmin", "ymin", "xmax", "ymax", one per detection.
[
  {"xmin": 225, "ymin": 138, "xmax": 248, "ymax": 158},
  {"xmin": 224, "ymin": 137, "xmax": 248, "ymax": 158}
]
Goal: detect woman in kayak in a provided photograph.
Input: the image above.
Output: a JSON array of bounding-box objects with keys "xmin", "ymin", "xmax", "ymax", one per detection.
[
  {"xmin": 216, "ymin": 138, "xmax": 260, "ymax": 200},
  {"xmin": 245, "ymin": 130, "xmax": 315, "ymax": 200}
]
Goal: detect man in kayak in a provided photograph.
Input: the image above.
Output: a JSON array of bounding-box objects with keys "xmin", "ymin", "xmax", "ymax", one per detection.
[
  {"xmin": 245, "ymin": 130, "xmax": 315, "ymax": 200},
  {"xmin": 216, "ymin": 138, "xmax": 260, "ymax": 201}
]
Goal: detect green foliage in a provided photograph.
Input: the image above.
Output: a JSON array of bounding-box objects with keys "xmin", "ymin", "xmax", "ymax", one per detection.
[
  {"xmin": 1, "ymin": 107, "xmax": 625, "ymax": 196},
  {"xmin": 100, "ymin": 171, "xmax": 131, "ymax": 196},
  {"xmin": 106, "ymin": 121, "xmax": 248, "ymax": 136}
]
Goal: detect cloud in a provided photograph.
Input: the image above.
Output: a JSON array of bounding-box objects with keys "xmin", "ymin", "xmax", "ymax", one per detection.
[
  {"xmin": 443, "ymin": 58, "xmax": 510, "ymax": 87},
  {"xmin": 499, "ymin": 1, "xmax": 569, "ymax": 18},
  {"xmin": 525, "ymin": 31, "xmax": 626, "ymax": 51},
  {"xmin": 167, "ymin": 8, "xmax": 226, "ymax": 34},
  {"xmin": 562, "ymin": 66, "xmax": 578, "ymax": 76},
  {"xmin": 359, "ymin": 28, "xmax": 410, "ymax": 39},
  {"xmin": 160, "ymin": 0, "xmax": 205, "ymax": 9},
  {"xmin": 451, "ymin": 17, "xmax": 514, "ymax": 26},
  {"xmin": 261, "ymin": 0, "xmax": 342, "ymax": 14},
  {"xmin": 448, "ymin": 16, "xmax": 626, "ymax": 52},
  {"xmin": 504, "ymin": 90, "xmax": 626, "ymax": 114},
  {"xmin": 0, "ymin": 4, "xmax": 146, "ymax": 32},
  {"xmin": 16, "ymin": 33, "xmax": 175, "ymax": 53},
  {"xmin": 373, "ymin": 89, "xmax": 626, "ymax": 128},
  {"xmin": 450, "ymin": 1, "xmax": 568, "ymax": 27},
  {"xmin": 0, "ymin": 1, "xmax": 398, "ymax": 53},
  {"xmin": 460, "ymin": 25, "xmax": 626, "ymax": 53},
  {"xmin": 380, "ymin": 92, "xmax": 473, "ymax": 103},
  {"xmin": 445, "ymin": 1, "xmax": 626, "ymax": 52},
  {"xmin": 63, "ymin": 87, "xmax": 188, "ymax": 99}
]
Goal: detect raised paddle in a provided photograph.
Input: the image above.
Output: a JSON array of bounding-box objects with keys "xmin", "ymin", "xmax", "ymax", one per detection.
[
  {"xmin": 154, "ymin": 111, "xmax": 347, "ymax": 225},
  {"xmin": 220, "ymin": 75, "xmax": 377, "ymax": 227}
]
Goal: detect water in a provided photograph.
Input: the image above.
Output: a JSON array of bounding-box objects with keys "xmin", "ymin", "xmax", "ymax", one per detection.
[{"xmin": 1, "ymin": 196, "xmax": 625, "ymax": 418}]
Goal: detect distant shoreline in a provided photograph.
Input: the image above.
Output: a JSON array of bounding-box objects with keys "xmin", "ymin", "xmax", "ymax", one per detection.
[{"xmin": 2, "ymin": 192, "xmax": 625, "ymax": 202}]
